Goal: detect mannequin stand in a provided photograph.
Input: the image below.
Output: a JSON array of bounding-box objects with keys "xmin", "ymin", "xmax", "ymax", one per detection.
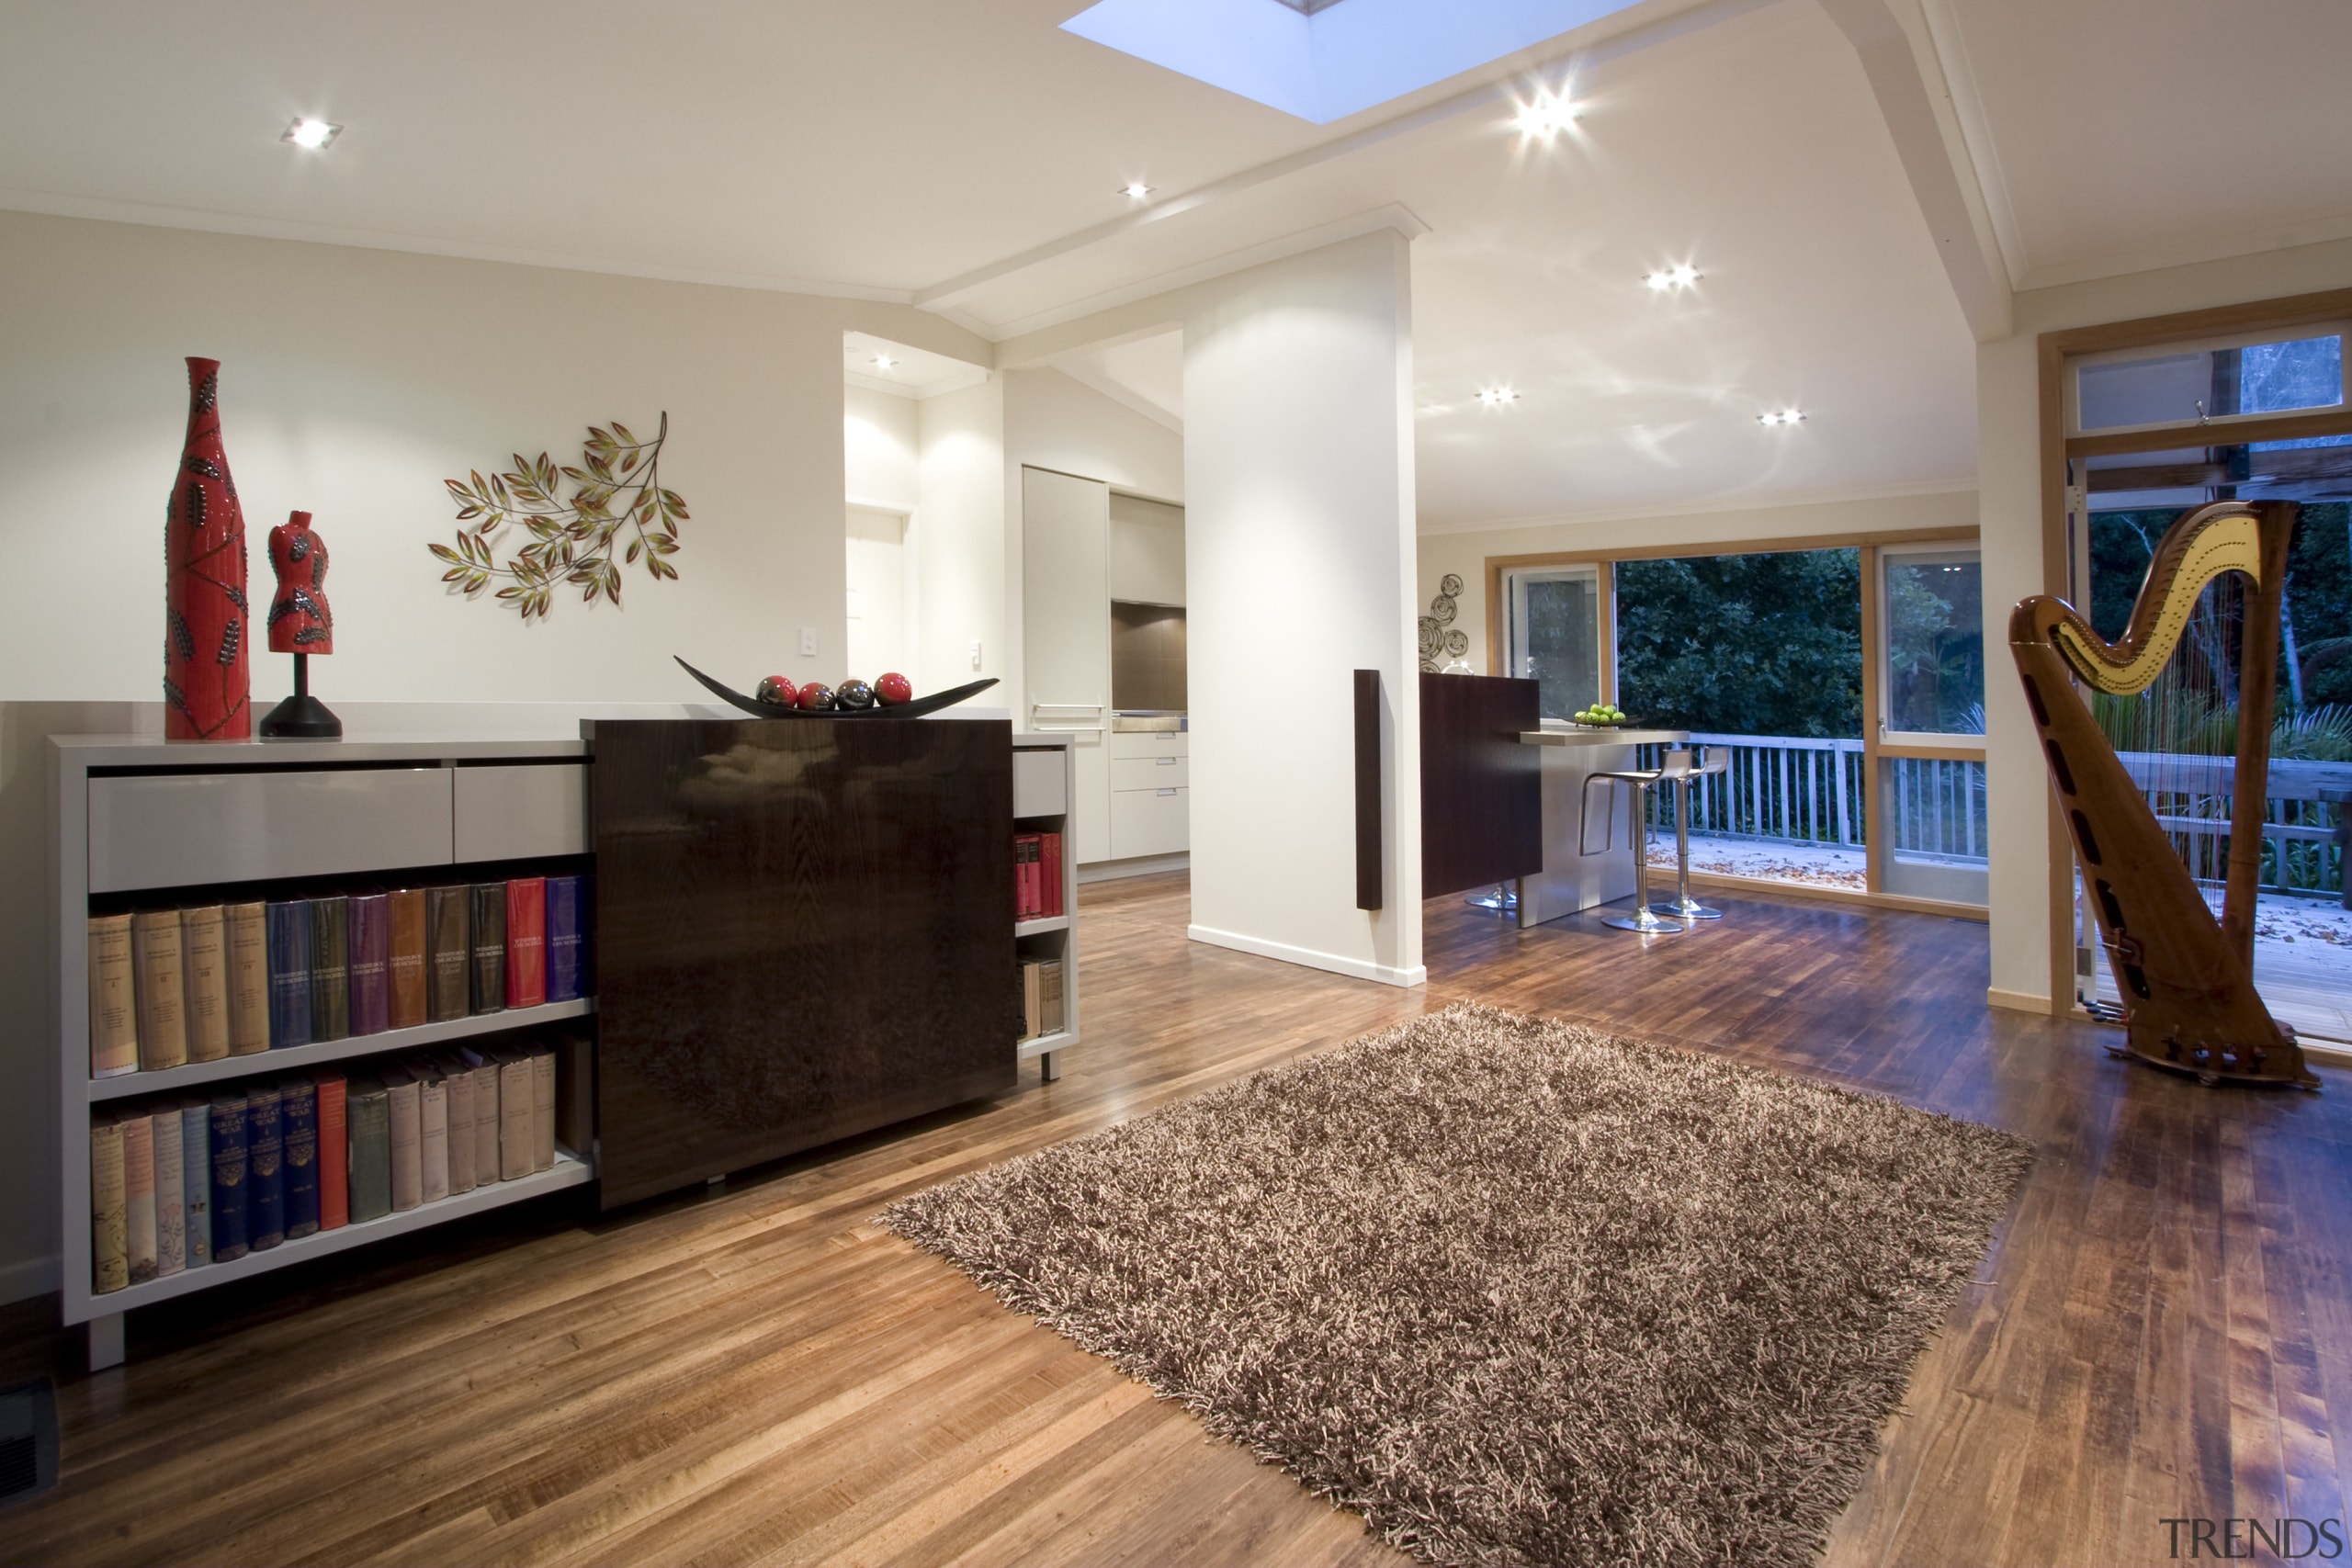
[{"xmin": 259, "ymin": 652, "xmax": 342, "ymax": 739}]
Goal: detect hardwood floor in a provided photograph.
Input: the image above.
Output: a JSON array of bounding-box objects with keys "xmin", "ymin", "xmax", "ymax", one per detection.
[{"xmin": 7, "ymin": 873, "xmax": 2348, "ymax": 1566}]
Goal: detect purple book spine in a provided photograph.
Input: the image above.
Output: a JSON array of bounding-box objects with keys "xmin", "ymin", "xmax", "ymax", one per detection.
[{"xmin": 348, "ymin": 893, "xmax": 392, "ymax": 1037}]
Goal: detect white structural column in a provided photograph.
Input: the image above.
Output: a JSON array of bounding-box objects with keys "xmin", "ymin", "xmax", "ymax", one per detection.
[{"xmin": 1181, "ymin": 230, "xmax": 1424, "ymax": 987}]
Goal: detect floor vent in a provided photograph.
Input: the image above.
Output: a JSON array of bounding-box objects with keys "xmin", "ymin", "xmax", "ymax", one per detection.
[{"xmin": 0, "ymin": 1380, "xmax": 58, "ymax": 1508}]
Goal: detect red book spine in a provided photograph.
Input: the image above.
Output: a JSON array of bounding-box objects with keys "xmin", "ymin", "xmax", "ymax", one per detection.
[
  {"xmin": 1022, "ymin": 836, "xmax": 1041, "ymax": 919},
  {"xmin": 506, "ymin": 877, "xmax": 548, "ymax": 1009},
  {"xmin": 1042, "ymin": 832, "xmax": 1063, "ymax": 918},
  {"xmin": 314, "ymin": 1073, "xmax": 348, "ymax": 1230}
]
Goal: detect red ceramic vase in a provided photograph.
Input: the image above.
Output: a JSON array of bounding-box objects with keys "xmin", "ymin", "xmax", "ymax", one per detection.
[{"xmin": 164, "ymin": 357, "xmax": 252, "ymax": 739}]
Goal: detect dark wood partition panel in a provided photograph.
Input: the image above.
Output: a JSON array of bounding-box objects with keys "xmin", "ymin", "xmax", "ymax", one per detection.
[
  {"xmin": 592, "ymin": 718, "xmax": 1017, "ymax": 1208},
  {"xmin": 1355, "ymin": 670, "xmax": 1383, "ymax": 910},
  {"xmin": 1419, "ymin": 672, "xmax": 1542, "ymax": 898}
]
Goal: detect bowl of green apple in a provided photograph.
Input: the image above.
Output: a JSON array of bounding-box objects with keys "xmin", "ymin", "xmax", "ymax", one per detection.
[{"xmin": 1572, "ymin": 704, "xmax": 1632, "ymax": 728}]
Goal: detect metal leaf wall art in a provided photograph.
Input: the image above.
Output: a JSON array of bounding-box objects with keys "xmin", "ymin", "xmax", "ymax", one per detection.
[{"xmin": 430, "ymin": 413, "xmax": 688, "ymax": 620}]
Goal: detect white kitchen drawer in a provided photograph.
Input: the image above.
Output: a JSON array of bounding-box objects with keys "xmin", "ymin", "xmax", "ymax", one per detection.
[
  {"xmin": 1109, "ymin": 784, "xmax": 1188, "ymax": 859},
  {"xmin": 1012, "ymin": 747, "xmax": 1069, "ymax": 818},
  {"xmin": 455, "ymin": 762, "xmax": 591, "ymax": 861},
  {"xmin": 1110, "ymin": 731, "xmax": 1187, "ymax": 760},
  {"xmin": 88, "ymin": 767, "xmax": 453, "ymax": 893},
  {"xmin": 1111, "ymin": 754, "xmax": 1189, "ymax": 791}
]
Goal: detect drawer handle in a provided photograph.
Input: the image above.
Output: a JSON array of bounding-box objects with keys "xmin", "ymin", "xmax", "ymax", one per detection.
[
  {"xmin": 1156, "ymin": 756, "xmax": 1177, "ymax": 765},
  {"xmin": 1158, "ymin": 788, "xmax": 1177, "ymax": 796}
]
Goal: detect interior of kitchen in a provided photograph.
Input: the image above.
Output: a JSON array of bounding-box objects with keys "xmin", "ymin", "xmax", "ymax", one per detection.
[{"xmin": 1023, "ymin": 470, "xmax": 1191, "ymax": 875}]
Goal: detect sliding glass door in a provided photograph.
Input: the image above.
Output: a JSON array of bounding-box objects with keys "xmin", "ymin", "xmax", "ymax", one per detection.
[{"xmin": 1874, "ymin": 544, "xmax": 1988, "ymax": 904}]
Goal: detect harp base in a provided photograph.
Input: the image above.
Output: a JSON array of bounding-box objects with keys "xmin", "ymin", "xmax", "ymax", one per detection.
[{"xmin": 2109, "ymin": 1024, "xmax": 2321, "ymax": 1092}]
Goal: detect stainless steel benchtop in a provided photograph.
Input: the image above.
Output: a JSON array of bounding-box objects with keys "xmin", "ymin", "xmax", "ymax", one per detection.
[{"xmin": 1519, "ymin": 728, "xmax": 1691, "ymax": 747}]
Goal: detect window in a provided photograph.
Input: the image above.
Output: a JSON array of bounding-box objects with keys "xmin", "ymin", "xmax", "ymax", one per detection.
[
  {"xmin": 1880, "ymin": 547, "xmax": 1984, "ymax": 739},
  {"xmin": 2071, "ymin": 328, "xmax": 2346, "ymax": 435},
  {"xmin": 1503, "ymin": 566, "xmax": 1603, "ymax": 722}
]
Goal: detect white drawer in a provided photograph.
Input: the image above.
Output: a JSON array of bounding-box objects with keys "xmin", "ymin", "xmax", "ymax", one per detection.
[
  {"xmin": 1110, "ymin": 784, "xmax": 1188, "ymax": 859},
  {"xmin": 1111, "ymin": 754, "xmax": 1189, "ymax": 791},
  {"xmin": 1012, "ymin": 747, "xmax": 1069, "ymax": 818},
  {"xmin": 455, "ymin": 763, "xmax": 591, "ymax": 861},
  {"xmin": 1111, "ymin": 730, "xmax": 1187, "ymax": 760},
  {"xmin": 89, "ymin": 767, "xmax": 453, "ymax": 893}
]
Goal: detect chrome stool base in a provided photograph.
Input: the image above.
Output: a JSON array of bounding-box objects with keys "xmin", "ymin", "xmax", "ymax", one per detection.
[
  {"xmin": 1464, "ymin": 882, "xmax": 1520, "ymax": 916},
  {"xmin": 1648, "ymin": 899, "xmax": 1722, "ymax": 921},
  {"xmin": 1604, "ymin": 908, "xmax": 1688, "ymax": 934}
]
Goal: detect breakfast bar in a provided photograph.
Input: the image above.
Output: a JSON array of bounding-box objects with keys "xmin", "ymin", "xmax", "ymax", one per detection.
[{"xmin": 1515, "ymin": 726, "xmax": 1691, "ymax": 928}]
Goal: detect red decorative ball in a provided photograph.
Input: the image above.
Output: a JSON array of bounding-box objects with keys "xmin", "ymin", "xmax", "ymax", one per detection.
[
  {"xmin": 755, "ymin": 675, "xmax": 797, "ymax": 707},
  {"xmin": 796, "ymin": 682, "xmax": 837, "ymax": 711},
  {"xmin": 875, "ymin": 671, "xmax": 913, "ymax": 705}
]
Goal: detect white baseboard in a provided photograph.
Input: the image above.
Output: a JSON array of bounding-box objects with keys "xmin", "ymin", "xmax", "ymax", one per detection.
[
  {"xmin": 1985, "ymin": 987, "xmax": 2057, "ymax": 1016},
  {"xmin": 0, "ymin": 1252, "xmax": 60, "ymax": 1307},
  {"xmin": 1188, "ymin": 923, "xmax": 1426, "ymax": 988},
  {"xmin": 1078, "ymin": 853, "xmax": 1189, "ymax": 885}
]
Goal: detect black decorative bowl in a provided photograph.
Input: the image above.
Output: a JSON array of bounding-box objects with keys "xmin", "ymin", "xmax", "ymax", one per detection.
[{"xmin": 677, "ymin": 657, "xmax": 997, "ymax": 720}]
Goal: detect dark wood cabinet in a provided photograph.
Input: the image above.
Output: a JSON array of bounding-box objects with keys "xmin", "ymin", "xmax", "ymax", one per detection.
[
  {"xmin": 592, "ymin": 718, "xmax": 1017, "ymax": 1208},
  {"xmin": 1419, "ymin": 672, "xmax": 1543, "ymax": 898}
]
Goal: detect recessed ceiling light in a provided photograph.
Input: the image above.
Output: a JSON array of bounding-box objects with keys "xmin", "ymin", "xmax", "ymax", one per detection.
[
  {"xmin": 1121, "ymin": 183, "xmax": 1155, "ymax": 200},
  {"xmin": 1513, "ymin": 95, "xmax": 1581, "ymax": 138},
  {"xmin": 1645, "ymin": 264, "xmax": 1702, "ymax": 291},
  {"xmin": 1477, "ymin": 387, "xmax": 1520, "ymax": 408},
  {"xmin": 281, "ymin": 117, "xmax": 342, "ymax": 151},
  {"xmin": 1758, "ymin": 409, "xmax": 1805, "ymax": 427},
  {"xmin": 872, "ymin": 354, "xmax": 898, "ymax": 370}
]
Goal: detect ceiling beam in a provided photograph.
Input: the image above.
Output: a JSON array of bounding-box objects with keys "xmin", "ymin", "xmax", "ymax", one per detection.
[{"xmin": 1815, "ymin": 0, "xmax": 2012, "ymax": 341}]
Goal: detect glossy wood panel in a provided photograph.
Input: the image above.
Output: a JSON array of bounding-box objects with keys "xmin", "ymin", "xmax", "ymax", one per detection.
[
  {"xmin": 592, "ymin": 717, "xmax": 1017, "ymax": 1207},
  {"xmin": 1418, "ymin": 671, "xmax": 1540, "ymax": 897}
]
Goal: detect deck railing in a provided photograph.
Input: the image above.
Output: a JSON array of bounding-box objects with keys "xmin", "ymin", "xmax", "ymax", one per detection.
[{"xmin": 1627, "ymin": 733, "xmax": 2343, "ymax": 898}]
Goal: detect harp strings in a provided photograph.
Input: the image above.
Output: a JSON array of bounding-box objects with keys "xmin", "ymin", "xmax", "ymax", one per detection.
[{"xmin": 2096, "ymin": 570, "xmax": 2247, "ymax": 913}]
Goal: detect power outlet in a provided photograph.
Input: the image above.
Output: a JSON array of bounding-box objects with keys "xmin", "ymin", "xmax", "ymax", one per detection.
[
  {"xmin": 969, "ymin": 640, "xmax": 983, "ymax": 671},
  {"xmin": 800, "ymin": 626, "xmax": 817, "ymax": 658}
]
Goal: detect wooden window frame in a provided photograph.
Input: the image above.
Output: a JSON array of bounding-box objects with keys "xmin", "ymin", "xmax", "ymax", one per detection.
[
  {"xmin": 1486, "ymin": 525, "xmax": 1982, "ymax": 917},
  {"xmin": 2035, "ymin": 285, "xmax": 2352, "ymax": 1012}
]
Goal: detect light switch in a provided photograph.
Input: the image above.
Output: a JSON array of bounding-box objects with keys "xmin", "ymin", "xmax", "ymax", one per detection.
[
  {"xmin": 969, "ymin": 640, "xmax": 983, "ymax": 671},
  {"xmin": 800, "ymin": 626, "xmax": 817, "ymax": 657}
]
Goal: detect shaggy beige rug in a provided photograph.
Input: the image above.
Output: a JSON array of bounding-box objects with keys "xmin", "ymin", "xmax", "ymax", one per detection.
[{"xmin": 880, "ymin": 1003, "xmax": 2033, "ymax": 1568}]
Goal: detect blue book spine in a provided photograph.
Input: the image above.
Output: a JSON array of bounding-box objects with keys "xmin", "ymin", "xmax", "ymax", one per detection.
[
  {"xmin": 546, "ymin": 875, "xmax": 582, "ymax": 1002},
  {"xmin": 209, "ymin": 1094, "xmax": 249, "ymax": 1262},
  {"xmin": 181, "ymin": 1101, "xmax": 211, "ymax": 1269},
  {"xmin": 280, "ymin": 1079, "xmax": 321, "ymax": 1239},
  {"xmin": 246, "ymin": 1086, "xmax": 285, "ymax": 1251},
  {"xmin": 266, "ymin": 900, "xmax": 312, "ymax": 1049}
]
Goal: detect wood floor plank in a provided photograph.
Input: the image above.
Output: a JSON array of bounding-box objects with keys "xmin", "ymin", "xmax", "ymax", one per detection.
[{"xmin": 12, "ymin": 873, "xmax": 2351, "ymax": 1567}]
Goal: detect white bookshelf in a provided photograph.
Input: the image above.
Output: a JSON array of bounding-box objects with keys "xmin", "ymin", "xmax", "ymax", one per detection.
[
  {"xmin": 52, "ymin": 733, "xmax": 598, "ymax": 1371},
  {"xmin": 1012, "ymin": 733, "xmax": 1080, "ymax": 1081}
]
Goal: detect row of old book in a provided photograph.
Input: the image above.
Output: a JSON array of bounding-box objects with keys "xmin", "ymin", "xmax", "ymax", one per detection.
[
  {"xmin": 88, "ymin": 874, "xmax": 589, "ymax": 1077},
  {"xmin": 1017, "ymin": 957, "xmax": 1066, "ymax": 1043},
  {"xmin": 89, "ymin": 1042, "xmax": 571, "ymax": 1294},
  {"xmin": 1014, "ymin": 831, "xmax": 1065, "ymax": 920}
]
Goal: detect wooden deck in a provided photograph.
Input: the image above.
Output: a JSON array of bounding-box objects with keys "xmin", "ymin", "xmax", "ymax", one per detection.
[{"xmin": 6, "ymin": 873, "xmax": 2347, "ymax": 1566}]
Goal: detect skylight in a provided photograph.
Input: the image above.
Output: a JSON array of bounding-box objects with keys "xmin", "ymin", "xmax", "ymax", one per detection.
[{"xmin": 1062, "ymin": 0, "xmax": 1644, "ymax": 123}]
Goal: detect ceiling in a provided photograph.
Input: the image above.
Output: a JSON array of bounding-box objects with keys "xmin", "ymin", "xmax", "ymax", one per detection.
[
  {"xmin": 1935, "ymin": 0, "xmax": 2352, "ymax": 289},
  {"xmin": 3, "ymin": 0, "xmax": 2345, "ymax": 530}
]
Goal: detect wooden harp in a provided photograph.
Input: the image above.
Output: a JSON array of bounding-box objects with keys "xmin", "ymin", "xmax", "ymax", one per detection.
[{"xmin": 2008, "ymin": 499, "xmax": 2316, "ymax": 1089}]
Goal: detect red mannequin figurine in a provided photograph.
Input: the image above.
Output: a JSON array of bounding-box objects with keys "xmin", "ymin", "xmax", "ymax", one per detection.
[
  {"xmin": 266, "ymin": 511, "xmax": 334, "ymax": 652},
  {"xmin": 258, "ymin": 510, "xmax": 342, "ymax": 738}
]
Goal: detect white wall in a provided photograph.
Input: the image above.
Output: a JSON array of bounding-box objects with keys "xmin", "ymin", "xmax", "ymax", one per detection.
[
  {"xmin": 1419, "ymin": 489, "xmax": 1981, "ymax": 676},
  {"xmin": 845, "ymin": 383, "xmax": 921, "ymax": 514},
  {"xmin": 1182, "ymin": 231, "xmax": 1422, "ymax": 986},
  {"xmin": 915, "ymin": 378, "xmax": 1008, "ymax": 704},
  {"xmin": 0, "ymin": 209, "xmax": 990, "ymax": 1302},
  {"xmin": 1977, "ymin": 233, "xmax": 2352, "ymax": 1008}
]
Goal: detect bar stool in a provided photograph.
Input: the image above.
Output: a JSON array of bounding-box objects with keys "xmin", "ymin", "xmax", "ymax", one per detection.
[
  {"xmin": 1580, "ymin": 752, "xmax": 1691, "ymax": 934},
  {"xmin": 1650, "ymin": 745, "xmax": 1730, "ymax": 923}
]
